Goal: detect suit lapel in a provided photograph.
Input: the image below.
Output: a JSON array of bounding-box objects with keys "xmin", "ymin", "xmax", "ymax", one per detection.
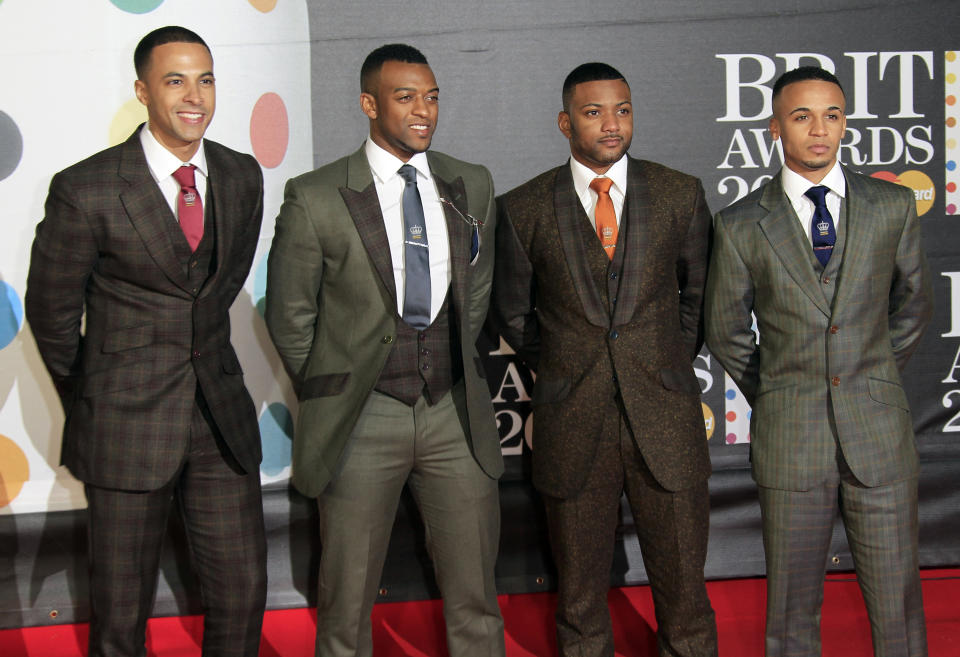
[
  {"xmin": 830, "ymin": 167, "xmax": 872, "ymax": 315},
  {"xmin": 117, "ymin": 129, "xmax": 192, "ymax": 294},
  {"xmin": 338, "ymin": 147, "xmax": 397, "ymax": 302},
  {"xmin": 430, "ymin": 162, "xmax": 470, "ymax": 318},
  {"xmin": 758, "ymin": 173, "xmax": 831, "ymax": 317},
  {"xmin": 198, "ymin": 141, "xmax": 233, "ymax": 298},
  {"xmin": 610, "ymin": 158, "xmax": 649, "ymax": 327},
  {"xmin": 554, "ymin": 163, "xmax": 608, "ymax": 327}
]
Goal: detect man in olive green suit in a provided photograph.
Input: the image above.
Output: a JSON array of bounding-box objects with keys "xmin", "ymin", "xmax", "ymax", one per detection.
[
  {"xmin": 705, "ymin": 67, "xmax": 933, "ymax": 657},
  {"xmin": 264, "ymin": 44, "xmax": 504, "ymax": 657}
]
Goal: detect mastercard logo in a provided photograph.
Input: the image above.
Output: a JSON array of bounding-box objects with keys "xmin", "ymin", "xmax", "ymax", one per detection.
[
  {"xmin": 702, "ymin": 402, "xmax": 715, "ymax": 440},
  {"xmin": 870, "ymin": 170, "xmax": 935, "ymax": 216}
]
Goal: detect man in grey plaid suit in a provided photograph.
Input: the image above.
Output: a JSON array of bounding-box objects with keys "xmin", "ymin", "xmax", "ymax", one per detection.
[
  {"xmin": 25, "ymin": 26, "xmax": 266, "ymax": 657},
  {"xmin": 705, "ymin": 66, "xmax": 933, "ymax": 657}
]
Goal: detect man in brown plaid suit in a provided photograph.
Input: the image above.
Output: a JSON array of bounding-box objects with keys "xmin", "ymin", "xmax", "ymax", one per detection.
[
  {"xmin": 25, "ymin": 26, "xmax": 266, "ymax": 657},
  {"xmin": 491, "ymin": 62, "xmax": 718, "ymax": 657},
  {"xmin": 264, "ymin": 44, "xmax": 504, "ymax": 657},
  {"xmin": 705, "ymin": 66, "xmax": 933, "ymax": 656}
]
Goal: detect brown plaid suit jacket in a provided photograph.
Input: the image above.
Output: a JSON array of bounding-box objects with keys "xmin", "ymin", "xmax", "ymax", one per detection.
[
  {"xmin": 492, "ymin": 157, "xmax": 713, "ymax": 498},
  {"xmin": 25, "ymin": 127, "xmax": 264, "ymax": 491},
  {"xmin": 264, "ymin": 146, "xmax": 503, "ymax": 498},
  {"xmin": 705, "ymin": 167, "xmax": 933, "ymax": 491}
]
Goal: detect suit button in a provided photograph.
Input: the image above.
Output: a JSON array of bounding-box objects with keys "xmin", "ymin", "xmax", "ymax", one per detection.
[
  {"xmin": 831, "ymin": 376, "xmax": 840, "ymax": 386},
  {"xmin": 610, "ymin": 272, "xmax": 618, "ymax": 280},
  {"xmin": 382, "ymin": 335, "xmax": 394, "ymax": 344},
  {"xmin": 421, "ymin": 349, "xmax": 430, "ymax": 356},
  {"xmin": 609, "ymin": 330, "xmax": 619, "ymax": 340},
  {"xmin": 192, "ymin": 350, "xmax": 200, "ymax": 359},
  {"xmin": 190, "ymin": 260, "xmax": 198, "ymax": 268},
  {"xmin": 830, "ymin": 325, "xmax": 839, "ymax": 334},
  {"xmin": 823, "ymin": 276, "xmax": 830, "ymax": 284},
  {"xmin": 191, "ymin": 287, "xmax": 199, "ymax": 294},
  {"xmin": 422, "ymin": 363, "xmax": 430, "ymax": 370}
]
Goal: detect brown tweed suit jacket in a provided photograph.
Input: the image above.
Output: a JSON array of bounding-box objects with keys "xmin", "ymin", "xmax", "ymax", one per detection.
[
  {"xmin": 493, "ymin": 157, "xmax": 713, "ymax": 498},
  {"xmin": 25, "ymin": 126, "xmax": 264, "ymax": 491}
]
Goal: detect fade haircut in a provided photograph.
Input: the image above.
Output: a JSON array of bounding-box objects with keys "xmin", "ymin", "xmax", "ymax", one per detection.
[
  {"xmin": 361, "ymin": 44, "xmax": 430, "ymax": 94},
  {"xmin": 134, "ymin": 26, "xmax": 209, "ymax": 79},
  {"xmin": 562, "ymin": 63, "xmax": 628, "ymax": 113},
  {"xmin": 772, "ymin": 66, "xmax": 845, "ymax": 103}
]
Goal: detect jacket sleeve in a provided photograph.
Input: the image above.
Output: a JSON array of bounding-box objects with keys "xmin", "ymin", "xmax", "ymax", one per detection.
[{"xmin": 888, "ymin": 194, "xmax": 934, "ymax": 372}]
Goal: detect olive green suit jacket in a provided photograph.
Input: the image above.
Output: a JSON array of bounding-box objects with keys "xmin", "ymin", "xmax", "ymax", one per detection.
[
  {"xmin": 705, "ymin": 167, "xmax": 933, "ymax": 491},
  {"xmin": 265, "ymin": 146, "xmax": 503, "ymax": 497}
]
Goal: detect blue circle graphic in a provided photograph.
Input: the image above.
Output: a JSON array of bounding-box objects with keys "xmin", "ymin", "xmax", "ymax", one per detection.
[
  {"xmin": 253, "ymin": 253, "xmax": 268, "ymax": 317},
  {"xmin": 109, "ymin": 0, "xmax": 164, "ymax": 13},
  {"xmin": 725, "ymin": 388, "xmax": 737, "ymax": 400},
  {"xmin": 947, "ymin": 160, "xmax": 957, "ymax": 172},
  {"xmin": 0, "ymin": 281, "xmax": 24, "ymax": 350},
  {"xmin": 259, "ymin": 402, "xmax": 293, "ymax": 477}
]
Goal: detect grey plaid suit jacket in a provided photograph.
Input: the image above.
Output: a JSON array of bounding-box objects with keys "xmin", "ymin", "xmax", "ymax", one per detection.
[
  {"xmin": 25, "ymin": 126, "xmax": 264, "ymax": 491},
  {"xmin": 704, "ymin": 167, "xmax": 933, "ymax": 491},
  {"xmin": 264, "ymin": 146, "xmax": 503, "ymax": 498},
  {"xmin": 492, "ymin": 157, "xmax": 713, "ymax": 498}
]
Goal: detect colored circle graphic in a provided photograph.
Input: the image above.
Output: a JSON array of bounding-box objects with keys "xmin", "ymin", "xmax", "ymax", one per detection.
[
  {"xmin": 259, "ymin": 403, "xmax": 293, "ymax": 477},
  {"xmin": 109, "ymin": 0, "xmax": 164, "ymax": 13},
  {"xmin": 248, "ymin": 0, "xmax": 278, "ymax": 11},
  {"xmin": 871, "ymin": 170, "xmax": 935, "ymax": 216},
  {"xmin": 0, "ymin": 111, "xmax": 23, "ymax": 182},
  {"xmin": 109, "ymin": 98, "xmax": 148, "ymax": 146},
  {"xmin": 0, "ymin": 434, "xmax": 30, "ymax": 508},
  {"xmin": 250, "ymin": 93, "xmax": 289, "ymax": 169},
  {"xmin": 702, "ymin": 403, "xmax": 715, "ymax": 440},
  {"xmin": 253, "ymin": 253, "xmax": 268, "ymax": 317},
  {"xmin": 0, "ymin": 281, "xmax": 23, "ymax": 350}
]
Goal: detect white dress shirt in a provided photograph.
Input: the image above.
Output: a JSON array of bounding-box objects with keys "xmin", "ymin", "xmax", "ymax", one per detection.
[
  {"xmin": 570, "ymin": 154, "xmax": 628, "ymax": 227},
  {"xmin": 139, "ymin": 123, "xmax": 208, "ymax": 220},
  {"xmin": 781, "ymin": 160, "xmax": 846, "ymax": 245},
  {"xmin": 365, "ymin": 138, "xmax": 451, "ymax": 322}
]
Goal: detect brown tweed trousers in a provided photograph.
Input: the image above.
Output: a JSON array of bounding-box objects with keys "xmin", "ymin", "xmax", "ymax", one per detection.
[
  {"xmin": 25, "ymin": 126, "xmax": 267, "ymax": 657},
  {"xmin": 492, "ymin": 157, "xmax": 717, "ymax": 657}
]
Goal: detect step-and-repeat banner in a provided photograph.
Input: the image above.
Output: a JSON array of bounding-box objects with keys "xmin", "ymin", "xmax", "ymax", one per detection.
[{"xmin": 1, "ymin": 0, "xmax": 957, "ymax": 630}]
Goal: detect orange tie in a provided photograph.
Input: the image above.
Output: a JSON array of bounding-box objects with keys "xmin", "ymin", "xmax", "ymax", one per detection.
[{"xmin": 590, "ymin": 177, "xmax": 617, "ymax": 260}]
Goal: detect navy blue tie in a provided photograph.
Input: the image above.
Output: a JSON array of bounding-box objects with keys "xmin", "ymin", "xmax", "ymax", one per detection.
[
  {"xmin": 399, "ymin": 164, "xmax": 431, "ymax": 329},
  {"xmin": 805, "ymin": 185, "xmax": 836, "ymax": 267}
]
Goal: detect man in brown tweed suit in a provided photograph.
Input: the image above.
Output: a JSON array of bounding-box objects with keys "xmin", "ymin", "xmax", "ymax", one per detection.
[
  {"xmin": 491, "ymin": 62, "xmax": 717, "ymax": 657},
  {"xmin": 706, "ymin": 66, "xmax": 932, "ymax": 657},
  {"xmin": 25, "ymin": 26, "xmax": 266, "ymax": 657},
  {"xmin": 264, "ymin": 44, "xmax": 504, "ymax": 657}
]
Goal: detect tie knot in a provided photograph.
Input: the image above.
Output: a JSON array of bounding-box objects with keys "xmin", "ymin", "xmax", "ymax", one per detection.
[
  {"xmin": 172, "ymin": 164, "xmax": 197, "ymax": 189},
  {"xmin": 398, "ymin": 164, "xmax": 418, "ymax": 185},
  {"xmin": 590, "ymin": 177, "xmax": 614, "ymax": 195},
  {"xmin": 804, "ymin": 185, "xmax": 830, "ymax": 207}
]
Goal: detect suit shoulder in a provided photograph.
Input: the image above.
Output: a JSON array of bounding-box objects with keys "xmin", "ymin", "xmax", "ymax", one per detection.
[
  {"xmin": 845, "ymin": 167, "xmax": 914, "ymax": 206},
  {"xmin": 287, "ymin": 153, "xmax": 352, "ymax": 190},
  {"xmin": 205, "ymin": 139, "xmax": 260, "ymax": 172},
  {"xmin": 631, "ymin": 158, "xmax": 699, "ymax": 185},
  {"xmin": 715, "ymin": 183, "xmax": 765, "ymax": 224},
  {"xmin": 54, "ymin": 142, "xmax": 125, "ymax": 182},
  {"xmin": 428, "ymin": 150, "xmax": 493, "ymax": 194},
  {"xmin": 499, "ymin": 166, "xmax": 563, "ymax": 209}
]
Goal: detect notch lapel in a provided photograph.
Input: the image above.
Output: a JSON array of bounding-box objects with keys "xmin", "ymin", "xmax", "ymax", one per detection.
[
  {"xmin": 553, "ymin": 164, "xmax": 608, "ymax": 327},
  {"xmin": 338, "ymin": 148, "xmax": 397, "ymax": 303},
  {"xmin": 758, "ymin": 174, "xmax": 831, "ymax": 317},
  {"xmin": 198, "ymin": 142, "xmax": 234, "ymax": 298},
  {"xmin": 830, "ymin": 167, "xmax": 872, "ymax": 315},
  {"xmin": 117, "ymin": 130, "xmax": 192, "ymax": 294},
  {"xmin": 610, "ymin": 158, "xmax": 649, "ymax": 327}
]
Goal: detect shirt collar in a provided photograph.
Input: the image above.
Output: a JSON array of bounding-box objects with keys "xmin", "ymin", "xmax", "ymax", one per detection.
[
  {"xmin": 781, "ymin": 159, "xmax": 846, "ymax": 205},
  {"xmin": 139, "ymin": 123, "xmax": 208, "ymax": 181},
  {"xmin": 365, "ymin": 137, "xmax": 431, "ymax": 184},
  {"xmin": 570, "ymin": 154, "xmax": 628, "ymax": 197}
]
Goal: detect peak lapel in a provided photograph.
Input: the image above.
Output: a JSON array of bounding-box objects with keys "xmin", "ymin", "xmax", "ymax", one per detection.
[
  {"xmin": 339, "ymin": 148, "xmax": 397, "ymax": 302},
  {"xmin": 433, "ymin": 172, "xmax": 470, "ymax": 317},
  {"xmin": 757, "ymin": 174, "xmax": 831, "ymax": 317},
  {"xmin": 117, "ymin": 130, "xmax": 192, "ymax": 294},
  {"xmin": 553, "ymin": 164, "xmax": 608, "ymax": 327}
]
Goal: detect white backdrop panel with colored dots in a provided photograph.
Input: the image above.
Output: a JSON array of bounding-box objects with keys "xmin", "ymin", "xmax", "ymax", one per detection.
[{"xmin": 0, "ymin": 0, "xmax": 310, "ymax": 514}]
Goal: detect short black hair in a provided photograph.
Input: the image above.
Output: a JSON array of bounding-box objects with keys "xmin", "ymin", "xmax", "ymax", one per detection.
[
  {"xmin": 772, "ymin": 66, "xmax": 845, "ymax": 102},
  {"xmin": 134, "ymin": 26, "xmax": 209, "ymax": 79},
  {"xmin": 562, "ymin": 63, "xmax": 628, "ymax": 112},
  {"xmin": 361, "ymin": 44, "xmax": 429, "ymax": 94}
]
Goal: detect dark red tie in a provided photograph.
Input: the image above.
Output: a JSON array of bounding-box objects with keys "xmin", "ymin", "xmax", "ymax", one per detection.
[{"xmin": 172, "ymin": 165, "xmax": 203, "ymax": 251}]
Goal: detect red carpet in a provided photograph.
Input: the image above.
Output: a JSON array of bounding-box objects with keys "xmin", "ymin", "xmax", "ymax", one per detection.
[{"xmin": 3, "ymin": 570, "xmax": 957, "ymax": 656}]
